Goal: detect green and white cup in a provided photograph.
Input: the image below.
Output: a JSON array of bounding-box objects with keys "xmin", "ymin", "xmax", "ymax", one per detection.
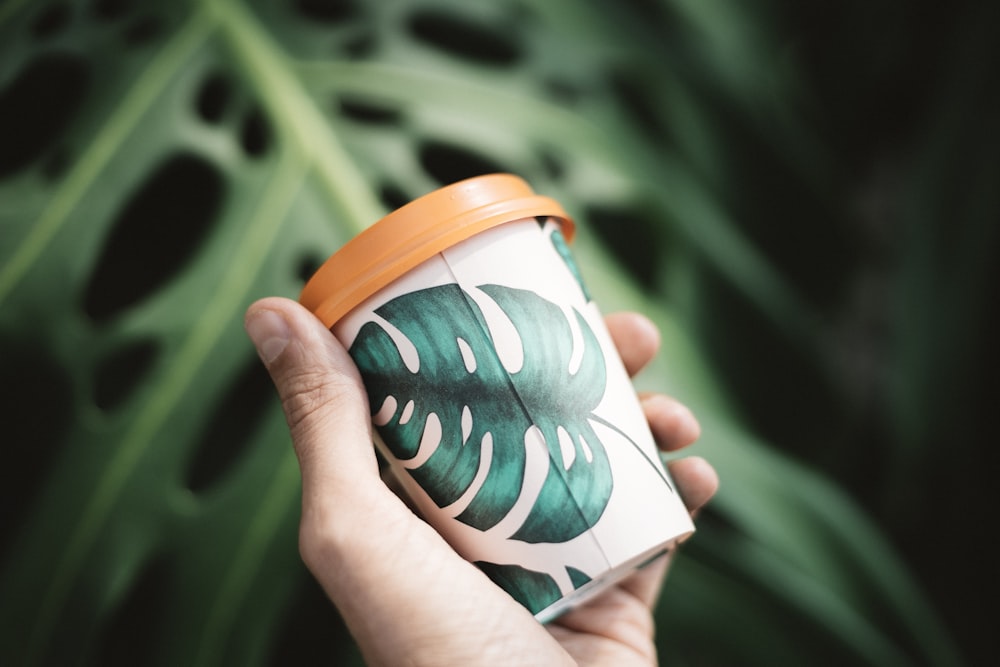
[{"xmin": 300, "ymin": 174, "xmax": 693, "ymax": 621}]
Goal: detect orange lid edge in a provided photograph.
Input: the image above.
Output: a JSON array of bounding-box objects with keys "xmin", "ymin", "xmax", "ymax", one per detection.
[{"xmin": 300, "ymin": 174, "xmax": 574, "ymax": 328}]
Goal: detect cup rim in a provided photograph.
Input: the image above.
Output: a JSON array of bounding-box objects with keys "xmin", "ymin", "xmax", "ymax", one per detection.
[{"xmin": 299, "ymin": 173, "xmax": 575, "ymax": 328}]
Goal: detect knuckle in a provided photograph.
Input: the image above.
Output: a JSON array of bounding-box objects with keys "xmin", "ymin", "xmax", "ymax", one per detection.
[
  {"xmin": 298, "ymin": 511, "xmax": 337, "ymax": 572},
  {"xmin": 280, "ymin": 366, "xmax": 364, "ymax": 435},
  {"xmin": 296, "ymin": 501, "xmax": 385, "ymax": 576}
]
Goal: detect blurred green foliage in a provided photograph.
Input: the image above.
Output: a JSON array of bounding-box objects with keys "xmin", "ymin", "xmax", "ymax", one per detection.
[{"xmin": 1, "ymin": 0, "xmax": 994, "ymax": 664}]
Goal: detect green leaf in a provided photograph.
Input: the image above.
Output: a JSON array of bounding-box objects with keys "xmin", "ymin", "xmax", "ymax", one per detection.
[
  {"xmin": 474, "ymin": 561, "xmax": 564, "ymax": 616},
  {"xmin": 0, "ymin": 0, "xmax": 972, "ymax": 664},
  {"xmin": 351, "ymin": 282, "xmax": 624, "ymax": 544}
]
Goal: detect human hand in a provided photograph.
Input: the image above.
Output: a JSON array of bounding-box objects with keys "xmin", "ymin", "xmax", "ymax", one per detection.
[{"xmin": 245, "ymin": 297, "xmax": 718, "ymax": 666}]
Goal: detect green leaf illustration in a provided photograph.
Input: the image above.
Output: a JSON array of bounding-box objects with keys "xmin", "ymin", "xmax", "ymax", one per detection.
[
  {"xmin": 350, "ymin": 282, "xmax": 616, "ymax": 544},
  {"xmin": 474, "ymin": 561, "xmax": 565, "ymax": 616},
  {"xmin": 474, "ymin": 559, "xmax": 596, "ymax": 617}
]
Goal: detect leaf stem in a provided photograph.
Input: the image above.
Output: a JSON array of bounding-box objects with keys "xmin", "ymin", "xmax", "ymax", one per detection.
[
  {"xmin": 588, "ymin": 413, "xmax": 673, "ymax": 492},
  {"xmin": 203, "ymin": 0, "xmax": 384, "ymax": 234}
]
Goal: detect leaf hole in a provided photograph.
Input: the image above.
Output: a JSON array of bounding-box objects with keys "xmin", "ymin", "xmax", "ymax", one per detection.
[
  {"xmin": 0, "ymin": 53, "xmax": 90, "ymax": 179},
  {"xmin": 456, "ymin": 337, "xmax": 476, "ymax": 372},
  {"xmin": 93, "ymin": 338, "xmax": 159, "ymax": 411},
  {"xmin": 583, "ymin": 203, "xmax": 662, "ymax": 288},
  {"xmin": 83, "ymin": 152, "xmax": 224, "ymax": 323},
  {"xmin": 90, "ymin": 555, "xmax": 173, "ymax": 666},
  {"xmin": 579, "ymin": 433, "xmax": 594, "ymax": 463},
  {"xmin": 414, "ymin": 412, "xmax": 442, "ymax": 462},
  {"xmin": 343, "ymin": 30, "xmax": 377, "ymax": 59},
  {"xmin": 337, "ymin": 94, "xmax": 403, "ymax": 125},
  {"xmin": 122, "ymin": 14, "xmax": 163, "ymax": 46},
  {"xmin": 398, "ymin": 399, "xmax": 415, "ymax": 425},
  {"xmin": 240, "ymin": 106, "xmax": 272, "ymax": 157},
  {"xmin": 378, "ymin": 182, "xmax": 410, "ymax": 211},
  {"xmin": 0, "ymin": 337, "xmax": 73, "ymax": 562},
  {"xmin": 184, "ymin": 356, "xmax": 275, "ymax": 493},
  {"xmin": 195, "ymin": 70, "xmax": 233, "ymax": 124},
  {"xmin": 461, "ymin": 405, "xmax": 473, "ymax": 444},
  {"xmin": 536, "ymin": 147, "xmax": 565, "ymax": 181},
  {"xmin": 32, "ymin": 3, "xmax": 72, "ymax": 39},
  {"xmin": 296, "ymin": 252, "xmax": 326, "ymax": 284},
  {"xmin": 372, "ymin": 395, "xmax": 397, "ymax": 427},
  {"xmin": 557, "ymin": 426, "xmax": 576, "ymax": 470},
  {"xmin": 293, "ymin": 0, "xmax": 358, "ymax": 25},
  {"xmin": 408, "ymin": 9, "xmax": 522, "ymax": 66},
  {"xmin": 418, "ymin": 139, "xmax": 509, "ymax": 187},
  {"xmin": 89, "ymin": 0, "xmax": 133, "ymax": 21}
]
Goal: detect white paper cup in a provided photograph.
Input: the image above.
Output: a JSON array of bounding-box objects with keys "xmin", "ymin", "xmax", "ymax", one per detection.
[{"xmin": 300, "ymin": 174, "xmax": 693, "ymax": 621}]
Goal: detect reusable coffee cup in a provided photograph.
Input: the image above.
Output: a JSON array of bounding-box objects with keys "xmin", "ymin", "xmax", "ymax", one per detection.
[{"xmin": 300, "ymin": 174, "xmax": 694, "ymax": 621}]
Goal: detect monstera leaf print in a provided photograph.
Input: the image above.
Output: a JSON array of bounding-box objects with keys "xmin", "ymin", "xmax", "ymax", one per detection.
[{"xmin": 349, "ymin": 283, "xmax": 620, "ymax": 544}]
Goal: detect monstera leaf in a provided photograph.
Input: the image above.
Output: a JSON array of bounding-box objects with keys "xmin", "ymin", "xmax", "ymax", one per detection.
[
  {"xmin": 0, "ymin": 0, "xmax": 971, "ymax": 665},
  {"xmin": 353, "ymin": 282, "xmax": 632, "ymax": 543},
  {"xmin": 351, "ymin": 281, "xmax": 673, "ymax": 613}
]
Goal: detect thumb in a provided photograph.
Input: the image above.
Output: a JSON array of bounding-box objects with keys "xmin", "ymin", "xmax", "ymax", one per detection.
[
  {"xmin": 243, "ymin": 296, "xmax": 381, "ymax": 508},
  {"xmin": 244, "ymin": 298, "xmax": 568, "ymax": 666}
]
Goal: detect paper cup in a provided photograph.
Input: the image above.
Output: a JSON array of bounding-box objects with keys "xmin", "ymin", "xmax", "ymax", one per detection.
[{"xmin": 300, "ymin": 174, "xmax": 694, "ymax": 621}]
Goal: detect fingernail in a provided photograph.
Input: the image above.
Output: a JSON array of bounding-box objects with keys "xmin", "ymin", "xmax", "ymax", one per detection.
[{"xmin": 245, "ymin": 309, "xmax": 291, "ymax": 365}]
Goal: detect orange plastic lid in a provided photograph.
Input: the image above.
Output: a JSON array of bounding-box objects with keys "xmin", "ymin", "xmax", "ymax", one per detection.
[{"xmin": 300, "ymin": 173, "xmax": 575, "ymax": 327}]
